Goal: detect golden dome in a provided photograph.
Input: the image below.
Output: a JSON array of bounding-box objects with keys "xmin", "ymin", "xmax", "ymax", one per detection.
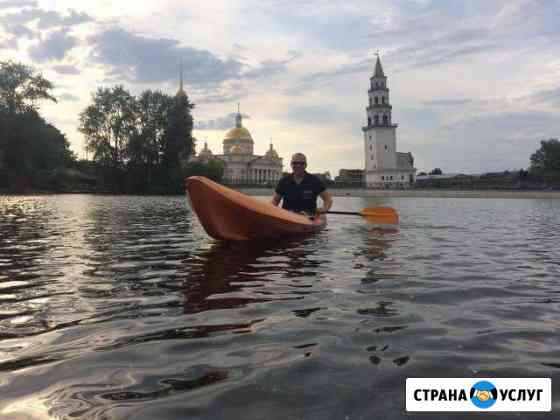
[{"xmin": 224, "ymin": 126, "xmax": 253, "ymax": 142}]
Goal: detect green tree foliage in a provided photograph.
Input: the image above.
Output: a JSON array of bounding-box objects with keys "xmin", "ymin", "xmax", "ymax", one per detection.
[
  {"xmin": 429, "ymin": 168, "xmax": 443, "ymax": 175},
  {"xmin": 0, "ymin": 61, "xmax": 56, "ymax": 114},
  {"xmin": 162, "ymin": 92, "xmax": 195, "ymax": 193},
  {"xmin": 184, "ymin": 160, "xmax": 224, "ymax": 183},
  {"xmin": 79, "ymin": 86, "xmax": 136, "ymax": 170},
  {"xmin": 530, "ymin": 139, "xmax": 560, "ymax": 182},
  {"xmin": 0, "ymin": 61, "xmax": 75, "ymax": 191},
  {"xmin": 80, "ymin": 86, "xmax": 196, "ymax": 193}
]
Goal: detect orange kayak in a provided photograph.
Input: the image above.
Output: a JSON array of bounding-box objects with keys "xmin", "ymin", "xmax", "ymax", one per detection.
[{"xmin": 185, "ymin": 176, "xmax": 326, "ymax": 241}]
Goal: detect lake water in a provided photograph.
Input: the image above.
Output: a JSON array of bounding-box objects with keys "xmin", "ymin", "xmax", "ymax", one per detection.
[{"xmin": 0, "ymin": 194, "xmax": 559, "ymax": 419}]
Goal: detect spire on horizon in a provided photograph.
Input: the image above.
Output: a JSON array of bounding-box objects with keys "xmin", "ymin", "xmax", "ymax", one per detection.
[
  {"xmin": 176, "ymin": 58, "xmax": 186, "ymax": 97},
  {"xmin": 374, "ymin": 51, "xmax": 385, "ymax": 78},
  {"xmin": 235, "ymin": 103, "xmax": 242, "ymax": 128}
]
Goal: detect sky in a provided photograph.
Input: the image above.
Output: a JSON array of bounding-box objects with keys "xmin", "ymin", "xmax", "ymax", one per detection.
[{"xmin": 1, "ymin": 0, "xmax": 559, "ymax": 176}]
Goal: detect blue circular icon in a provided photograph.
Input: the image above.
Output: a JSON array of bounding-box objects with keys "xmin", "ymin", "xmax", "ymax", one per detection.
[{"xmin": 470, "ymin": 380, "xmax": 497, "ymax": 409}]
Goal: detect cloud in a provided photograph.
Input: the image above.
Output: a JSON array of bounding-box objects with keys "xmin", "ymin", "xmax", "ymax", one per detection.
[
  {"xmin": 278, "ymin": 104, "xmax": 356, "ymax": 125},
  {"xmin": 29, "ymin": 29, "xmax": 78, "ymax": 62},
  {"xmin": 241, "ymin": 52, "xmax": 300, "ymax": 79},
  {"xmin": 530, "ymin": 86, "xmax": 560, "ymax": 106},
  {"xmin": 247, "ymin": 1, "xmax": 381, "ymax": 52},
  {"xmin": 0, "ymin": 0, "xmax": 37, "ymax": 9},
  {"xmin": 195, "ymin": 113, "xmax": 250, "ymax": 130},
  {"xmin": 51, "ymin": 64, "xmax": 80, "ymax": 75},
  {"xmin": 4, "ymin": 23, "xmax": 35, "ymax": 38},
  {"xmin": 2, "ymin": 7, "xmax": 92, "ymax": 29},
  {"xmin": 59, "ymin": 93, "xmax": 80, "ymax": 101},
  {"xmin": 423, "ymin": 99, "xmax": 472, "ymax": 107},
  {"xmin": 89, "ymin": 27, "xmax": 244, "ymax": 87}
]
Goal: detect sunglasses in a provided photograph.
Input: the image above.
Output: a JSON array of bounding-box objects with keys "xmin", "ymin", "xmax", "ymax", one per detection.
[{"xmin": 291, "ymin": 161, "xmax": 306, "ymax": 166}]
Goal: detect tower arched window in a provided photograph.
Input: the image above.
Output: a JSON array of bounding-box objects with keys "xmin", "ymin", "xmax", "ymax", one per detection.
[
  {"xmin": 383, "ymin": 115, "xmax": 388, "ymax": 125},
  {"xmin": 382, "ymin": 96, "xmax": 385, "ymax": 104},
  {"xmin": 375, "ymin": 97, "xmax": 378, "ymax": 105},
  {"xmin": 374, "ymin": 115, "xmax": 379, "ymax": 125},
  {"xmin": 368, "ymin": 117, "xmax": 371, "ymax": 126}
]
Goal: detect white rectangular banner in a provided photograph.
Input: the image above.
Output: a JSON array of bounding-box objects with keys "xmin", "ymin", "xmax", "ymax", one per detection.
[{"xmin": 406, "ymin": 378, "xmax": 551, "ymax": 412}]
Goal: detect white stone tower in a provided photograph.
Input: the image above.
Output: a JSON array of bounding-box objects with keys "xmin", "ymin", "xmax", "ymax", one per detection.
[{"xmin": 362, "ymin": 53, "xmax": 398, "ymax": 187}]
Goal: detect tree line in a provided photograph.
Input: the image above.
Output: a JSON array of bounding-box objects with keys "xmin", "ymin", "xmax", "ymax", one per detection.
[
  {"xmin": 0, "ymin": 61, "xmax": 75, "ymax": 191},
  {"xmin": 1, "ymin": 60, "xmax": 223, "ymax": 194},
  {"xmin": 416, "ymin": 139, "xmax": 560, "ymax": 190}
]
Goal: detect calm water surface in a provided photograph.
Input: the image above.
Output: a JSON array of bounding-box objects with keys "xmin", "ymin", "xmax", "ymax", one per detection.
[{"xmin": 0, "ymin": 194, "xmax": 559, "ymax": 419}]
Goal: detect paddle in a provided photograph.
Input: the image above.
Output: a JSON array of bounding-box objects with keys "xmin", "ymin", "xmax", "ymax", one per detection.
[{"xmin": 325, "ymin": 206, "xmax": 399, "ymax": 224}]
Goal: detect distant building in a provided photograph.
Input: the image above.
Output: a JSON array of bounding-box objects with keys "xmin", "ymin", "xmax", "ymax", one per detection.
[
  {"xmin": 310, "ymin": 172, "xmax": 333, "ymax": 186},
  {"xmin": 335, "ymin": 169, "xmax": 364, "ymax": 186},
  {"xmin": 362, "ymin": 54, "xmax": 416, "ymax": 188},
  {"xmin": 190, "ymin": 110, "xmax": 283, "ymax": 184}
]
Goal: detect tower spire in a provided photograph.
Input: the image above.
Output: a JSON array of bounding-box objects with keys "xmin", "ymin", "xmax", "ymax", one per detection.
[
  {"xmin": 235, "ymin": 103, "xmax": 242, "ymax": 128},
  {"xmin": 176, "ymin": 59, "xmax": 186, "ymax": 97},
  {"xmin": 374, "ymin": 51, "xmax": 385, "ymax": 77},
  {"xmin": 180, "ymin": 59, "xmax": 184, "ymax": 91}
]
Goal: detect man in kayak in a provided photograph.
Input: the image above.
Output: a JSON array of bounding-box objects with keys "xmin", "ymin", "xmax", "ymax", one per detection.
[{"xmin": 271, "ymin": 153, "xmax": 333, "ymax": 217}]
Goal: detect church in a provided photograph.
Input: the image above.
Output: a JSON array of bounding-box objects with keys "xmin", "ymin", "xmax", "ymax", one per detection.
[
  {"xmin": 362, "ymin": 55, "xmax": 416, "ymax": 188},
  {"xmin": 191, "ymin": 111, "xmax": 283, "ymax": 185}
]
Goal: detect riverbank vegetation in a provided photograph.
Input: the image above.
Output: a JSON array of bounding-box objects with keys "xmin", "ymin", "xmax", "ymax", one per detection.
[{"xmin": 1, "ymin": 60, "xmax": 221, "ymax": 194}]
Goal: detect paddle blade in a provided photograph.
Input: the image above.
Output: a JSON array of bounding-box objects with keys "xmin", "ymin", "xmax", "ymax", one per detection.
[{"xmin": 360, "ymin": 206, "xmax": 399, "ymax": 224}]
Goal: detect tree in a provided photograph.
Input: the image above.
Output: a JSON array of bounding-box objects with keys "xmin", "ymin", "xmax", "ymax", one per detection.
[
  {"xmin": 429, "ymin": 168, "xmax": 443, "ymax": 175},
  {"xmin": 128, "ymin": 90, "xmax": 174, "ymax": 190},
  {"xmin": 530, "ymin": 139, "xmax": 560, "ymax": 182},
  {"xmin": 161, "ymin": 91, "xmax": 195, "ymax": 193},
  {"xmin": 79, "ymin": 86, "xmax": 137, "ymax": 190},
  {"xmin": 0, "ymin": 61, "xmax": 56, "ymax": 115},
  {"xmin": 184, "ymin": 160, "xmax": 224, "ymax": 183},
  {"xmin": 0, "ymin": 61, "xmax": 75, "ymax": 190}
]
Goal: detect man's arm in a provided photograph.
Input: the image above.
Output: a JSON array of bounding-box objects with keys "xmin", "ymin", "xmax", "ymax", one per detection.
[
  {"xmin": 317, "ymin": 190, "xmax": 333, "ymax": 213},
  {"xmin": 271, "ymin": 192, "xmax": 282, "ymax": 206}
]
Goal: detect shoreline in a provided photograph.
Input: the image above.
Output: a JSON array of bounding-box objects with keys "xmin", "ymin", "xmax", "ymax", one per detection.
[
  {"xmin": 238, "ymin": 188, "xmax": 560, "ymax": 199},
  {"xmin": 2, "ymin": 188, "xmax": 560, "ymax": 199}
]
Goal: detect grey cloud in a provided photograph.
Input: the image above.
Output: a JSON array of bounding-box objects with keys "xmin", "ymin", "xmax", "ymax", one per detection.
[
  {"xmin": 279, "ymin": 104, "xmax": 356, "ymax": 125},
  {"xmin": 196, "ymin": 90, "xmax": 247, "ymax": 104},
  {"xmin": 242, "ymin": 52, "xmax": 300, "ymax": 79},
  {"xmin": 0, "ymin": 0, "xmax": 37, "ymax": 9},
  {"xmin": 195, "ymin": 113, "xmax": 250, "ymax": 130},
  {"xmin": 247, "ymin": 1, "xmax": 378, "ymax": 52},
  {"xmin": 89, "ymin": 28, "xmax": 244, "ymax": 86},
  {"xmin": 423, "ymin": 99, "xmax": 472, "ymax": 107},
  {"xmin": 530, "ymin": 86, "xmax": 560, "ymax": 106},
  {"xmin": 29, "ymin": 29, "xmax": 77, "ymax": 61},
  {"xmin": 51, "ymin": 64, "xmax": 80, "ymax": 75},
  {"xmin": 444, "ymin": 111, "xmax": 560, "ymax": 135},
  {"xmin": 2, "ymin": 8, "xmax": 91, "ymax": 29},
  {"xmin": 5, "ymin": 23, "xmax": 35, "ymax": 38}
]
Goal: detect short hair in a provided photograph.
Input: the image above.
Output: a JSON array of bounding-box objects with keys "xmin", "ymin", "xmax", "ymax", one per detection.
[{"xmin": 291, "ymin": 153, "xmax": 307, "ymax": 163}]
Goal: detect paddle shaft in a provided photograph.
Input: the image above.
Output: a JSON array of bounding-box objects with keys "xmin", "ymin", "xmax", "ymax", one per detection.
[{"xmin": 326, "ymin": 210, "xmax": 362, "ymax": 216}]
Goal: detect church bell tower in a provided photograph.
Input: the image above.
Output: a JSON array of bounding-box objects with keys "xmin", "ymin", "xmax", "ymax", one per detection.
[{"xmin": 362, "ymin": 53, "xmax": 398, "ymax": 187}]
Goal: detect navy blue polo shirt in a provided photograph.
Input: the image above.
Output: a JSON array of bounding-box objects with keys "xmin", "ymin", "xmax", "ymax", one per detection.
[{"xmin": 275, "ymin": 172, "xmax": 326, "ymax": 214}]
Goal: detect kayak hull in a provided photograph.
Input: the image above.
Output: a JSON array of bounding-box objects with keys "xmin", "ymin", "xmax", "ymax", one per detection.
[{"xmin": 185, "ymin": 176, "xmax": 326, "ymax": 241}]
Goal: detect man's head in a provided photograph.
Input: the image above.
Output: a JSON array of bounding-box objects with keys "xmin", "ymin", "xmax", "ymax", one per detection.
[{"xmin": 290, "ymin": 153, "xmax": 307, "ymax": 175}]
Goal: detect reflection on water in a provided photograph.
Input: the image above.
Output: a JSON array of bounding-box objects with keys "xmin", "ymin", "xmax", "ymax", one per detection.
[{"xmin": 0, "ymin": 195, "xmax": 560, "ymax": 419}]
